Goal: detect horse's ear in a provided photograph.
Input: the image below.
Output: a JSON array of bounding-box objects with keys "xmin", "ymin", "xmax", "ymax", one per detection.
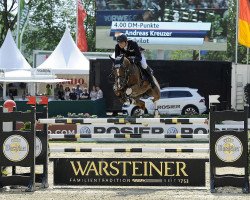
[{"xmin": 109, "ymin": 55, "xmax": 115, "ymax": 63}]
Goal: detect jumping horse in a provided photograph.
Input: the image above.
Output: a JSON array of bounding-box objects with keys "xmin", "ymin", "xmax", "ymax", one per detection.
[{"xmin": 109, "ymin": 55, "xmax": 161, "ymax": 116}]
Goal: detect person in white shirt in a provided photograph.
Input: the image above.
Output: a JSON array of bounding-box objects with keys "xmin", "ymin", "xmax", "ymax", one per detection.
[
  {"xmin": 96, "ymin": 86, "xmax": 103, "ymax": 99},
  {"xmin": 64, "ymin": 87, "xmax": 70, "ymax": 100},
  {"xmin": 89, "ymin": 85, "xmax": 97, "ymax": 100}
]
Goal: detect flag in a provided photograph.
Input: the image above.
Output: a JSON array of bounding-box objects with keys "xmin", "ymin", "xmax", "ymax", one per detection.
[
  {"xmin": 39, "ymin": 96, "xmax": 48, "ymax": 105},
  {"xmin": 238, "ymin": 0, "xmax": 250, "ymax": 47},
  {"xmin": 27, "ymin": 96, "xmax": 36, "ymax": 105},
  {"xmin": 77, "ymin": 0, "xmax": 88, "ymax": 52},
  {"xmin": 26, "ymin": 96, "xmax": 48, "ymax": 105},
  {"xmin": 16, "ymin": 0, "xmax": 31, "ymax": 49}
]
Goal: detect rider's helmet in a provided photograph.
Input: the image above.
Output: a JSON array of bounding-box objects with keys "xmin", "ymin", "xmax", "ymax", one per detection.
[{"xmin": 117, "ymin": 34, "xmax": 127, "ymax": 43}]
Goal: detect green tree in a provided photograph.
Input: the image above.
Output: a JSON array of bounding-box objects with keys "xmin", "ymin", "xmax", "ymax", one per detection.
[
  {"xmin": 2, "ymin": 0, "xmax": 250, "ymax": 64},
  {"xmin": 21, "ymin": 0, "xmax": 96, "ymax": 62},
  {"xmin": 22, "ymin": 0, "xmax": 74, "ymax": 62},
  {"xmin": 199, "ymin": 0, "xmax": 250, "ymax": 63},
  {"xmin": 0, "ymin": 0, "xmax": 18, "ymax": 42}
]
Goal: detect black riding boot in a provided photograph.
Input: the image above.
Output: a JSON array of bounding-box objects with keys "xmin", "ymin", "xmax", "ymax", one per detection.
[{"xmin": 144, "ymin": 66, "xmax": 156, "ymax": 88}]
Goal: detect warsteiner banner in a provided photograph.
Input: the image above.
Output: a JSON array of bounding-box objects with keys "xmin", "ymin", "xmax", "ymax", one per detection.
[{"xmin": 52, "ymin": 158, "xmax": 207, "ymax": 186}]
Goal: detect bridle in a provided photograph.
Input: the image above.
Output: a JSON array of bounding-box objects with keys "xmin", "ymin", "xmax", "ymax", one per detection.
[{"xmin": 110, "ymin": 56, "xmax": 133, "ymax": 103}]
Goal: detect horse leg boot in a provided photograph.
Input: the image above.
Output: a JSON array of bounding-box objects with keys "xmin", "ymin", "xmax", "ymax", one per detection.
[{"xmin": 154, "ymin": 101, "xmax": 160, "ymax": 118}]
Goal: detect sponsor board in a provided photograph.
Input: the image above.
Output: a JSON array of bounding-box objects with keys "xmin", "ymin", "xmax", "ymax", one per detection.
[
  {"xmin": 3, "ymin": 135, "xmax": 29, "ymax": 162},
  {"xmin": 17, "ymin": 122, "xmax": 250, "ymax": 135},
  {"xmin": 77, "ymin": 124, "xmax": 209, "ymax": 134},
  {"xmin": 215, "ymin": 135, "xmax": 243, "ymax": 163},
  {"xmin": 18, "ymin": 123, "xmax": 77, "ymax": 135},
  {"xmin": 48, "ymin": 124, "xmax": 77, "ymax": 135},
  {"xmin": 35, "ymin": 137, "xmax": 42, "ymax": 157},
  {"xmin": 77, "ymin": 124, "xmax": 250, "ymax": 135},
  {"xmin": 53, "ymin": 158, "xmax": 207, "ymax": 186}
]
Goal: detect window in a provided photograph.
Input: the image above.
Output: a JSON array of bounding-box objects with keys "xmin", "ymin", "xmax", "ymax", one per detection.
[
  {"xmin": 160, "ymin": 91, "xmax": 169, "ymax": 98},
  {"xmin": 168, "ymin": 91, "xmax": 192, "ymax": 98}
]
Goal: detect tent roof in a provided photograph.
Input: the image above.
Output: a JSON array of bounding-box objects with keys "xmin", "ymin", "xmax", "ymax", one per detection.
[
  {"xmin": 37, "ymin": 28, "xmax": 89, "ymax": 74},
  {"xmin": 0, "ymin": 79, "xmax": 69, "ymax": 83},
  {"xmin": 0, "ymin": 69, "xmax": 69, "ymax": 83},
  {"xmin": 0, "ymin": 30, "xmax": 31, "ymax": 71}
]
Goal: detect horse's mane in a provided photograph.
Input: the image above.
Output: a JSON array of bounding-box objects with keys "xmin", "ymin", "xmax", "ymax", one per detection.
[{"xmin": 123, "ymin": 57, "xmax": 131, "ymax": 67}]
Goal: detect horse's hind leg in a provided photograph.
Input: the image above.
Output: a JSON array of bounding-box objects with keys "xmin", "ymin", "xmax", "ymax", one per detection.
[
  {"xmin": 129, "ymin": 83, "xmax": 151, "ymax": 97},
  {"xmin": 146, "ymin": 86, "xmax": 160, "ymax": 118},
  {"xmin": 133, "ymin": 99, "xmax": 146, "ymax": 116}
]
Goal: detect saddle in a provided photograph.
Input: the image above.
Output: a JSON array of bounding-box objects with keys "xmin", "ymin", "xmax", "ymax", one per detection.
[{"xmin": 136, "ymin": 63, "xmax": 147, "ymax": 81}]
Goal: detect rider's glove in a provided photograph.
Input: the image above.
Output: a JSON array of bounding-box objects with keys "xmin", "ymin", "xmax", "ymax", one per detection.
[{"xmin": 128, "ymin": 57, "xmax": 134, "ymax": 64}]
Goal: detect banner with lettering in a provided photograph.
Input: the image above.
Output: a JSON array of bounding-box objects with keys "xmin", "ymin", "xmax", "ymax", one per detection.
[
  {"xmin": 53, "ymin": 158, "xmax": 207, "ymax": 186},
  {"xmin": 95, "ymin": 3, "xmax": 228, "ymax": 50}
]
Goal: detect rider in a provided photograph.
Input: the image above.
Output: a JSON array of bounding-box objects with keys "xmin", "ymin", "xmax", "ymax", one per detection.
[{"xmin": 115, "ymin": 34, "xmax": 156, "ymax": 88}]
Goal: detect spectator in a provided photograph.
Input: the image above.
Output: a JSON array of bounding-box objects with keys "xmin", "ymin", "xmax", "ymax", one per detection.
[
  {"xmin": 69, "ymin": 87, "xmax": 77, "ymax": 100},
  {"xmin": 188, "ymin": 0, "xmax": 196, "ymax": 9},
  {"xmin": 96, "ymin": 0, "xmax": 107, "ymax": 10},
  {"xmin": 89, "ymin": 85, "xmax": 97, "ymax": 100},
  {"xmin": 121, "ymin": 0, "xmax": 130, "ymax": 9},
  {"xmin": 136, "ymin": 10, "xmax": 155, "ymax": 21},
  {"xmin": 45, "ymin": 84, "xmax": 52, "ymax": 96},
  {"xmin": 9, "ymin": 93, "xmax": 14, "ymax": 100},
  {"xmin": 96, "ymin": 86, "xmax": 103, "ymax": 99},
  {"xmin": 75, "ymin": 83, "xmax": 83, "ymax": 100},
  {"xmin": 133, "ymin": 0, "xmax": 143, "ymax": 9},
  {"xmin": 21, "ymin": 93, "xmax": 26, "ymax": 100},
  {"xmin": 80, "ymin": 88, "xmax": 90, "ymax": 100},
  {"xmin": 64, "ymin": 87, "xmax": 71, "ymax": 100},
  {"xmin": 58, "ymin": 84, "xmax": 65, "ymax": 100},
  {"xmin": 54, "ymin": 84, "xmax": 60, "ymax": 100}
]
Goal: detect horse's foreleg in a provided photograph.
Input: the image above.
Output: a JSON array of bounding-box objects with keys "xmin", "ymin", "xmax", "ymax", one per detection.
[
  {"xmin": 154, "ymin": 101, "xmax": 160, "ymax": 118},
  {"xmin": 129, "ymin": 84, "xmax": 150, "ymax": 97}
]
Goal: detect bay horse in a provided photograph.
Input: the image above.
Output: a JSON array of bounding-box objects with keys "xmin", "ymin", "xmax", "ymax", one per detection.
[{"xmin": 109, "ymin": 55, "xmax": 161, "ymax": 116}]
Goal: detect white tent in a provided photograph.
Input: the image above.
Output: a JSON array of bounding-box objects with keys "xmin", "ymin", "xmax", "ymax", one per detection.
[
  {"xmin": 0, "ymin": 30, "xmax": 31, "ymax": 71},
  {"xmin": 0, "ymin": 69, "xmax": 69, "ymax": 99},
  {"xmin": 0, "ymin": 30, "xmax": 69, "ymax": 99},
  {"xmin": 37, "ymin": 28, "xmax": 90, "ymax": 74}
]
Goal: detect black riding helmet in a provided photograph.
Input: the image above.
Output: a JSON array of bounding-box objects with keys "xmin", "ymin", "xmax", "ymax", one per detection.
[{"xmin": 117, "ymin": 34, "xmax": 127, "ymax": 43}]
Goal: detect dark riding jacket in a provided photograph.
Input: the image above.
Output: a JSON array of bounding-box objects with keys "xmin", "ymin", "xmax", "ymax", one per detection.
[{"xmin": 115, "ymin": 40, "xmax": 142, "ymax": 63}]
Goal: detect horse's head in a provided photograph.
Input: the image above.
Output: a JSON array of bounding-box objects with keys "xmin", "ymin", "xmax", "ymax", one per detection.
[{"xmin": 109, "ymin": 55, "xmax": 131, "ymax": 94}]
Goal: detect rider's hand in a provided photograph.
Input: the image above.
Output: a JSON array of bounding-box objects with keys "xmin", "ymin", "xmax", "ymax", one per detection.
[{"xmin": 128, "ymin": 57, "xmax": 134, "ymax": 64}]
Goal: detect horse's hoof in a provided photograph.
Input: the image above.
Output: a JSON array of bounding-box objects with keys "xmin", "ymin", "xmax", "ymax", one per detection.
[
  {"xmin": 154, "ymin": 110, "xmax": 160, "ymax": 118},
  {"xmin": 126, "ymin": 88, "xmax": 132, "ymax": 95}
]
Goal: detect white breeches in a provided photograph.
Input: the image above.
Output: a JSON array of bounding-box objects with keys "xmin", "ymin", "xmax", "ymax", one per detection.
[{"xmin": 140, "ymin": 52, "xmax": 148, "ymax": 69}]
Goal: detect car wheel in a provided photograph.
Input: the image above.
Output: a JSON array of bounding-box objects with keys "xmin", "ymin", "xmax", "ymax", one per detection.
[
  {"xmin": 182, "ymin": 106, "xmax": 199, "ymax": 115},
  {"xmin": 131, "ymin": 107, "xmax": 148, "ymax": 117}
]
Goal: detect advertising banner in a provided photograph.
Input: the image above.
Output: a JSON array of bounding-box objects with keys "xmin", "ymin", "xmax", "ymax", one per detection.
[
  {"xmin": 77, "ymin": 124, "xmax": 248, "ymax": 135},
  {"xmin": 77, "ymin": 124, "xmax": 209, "ymax": 134},
  {"xmin": 53, "ymin": 158, "xmax": 207, "ymax": 186},
  {"xmin": 110, "ymin": 21, "xmax": 210, "ymax": 45}
]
